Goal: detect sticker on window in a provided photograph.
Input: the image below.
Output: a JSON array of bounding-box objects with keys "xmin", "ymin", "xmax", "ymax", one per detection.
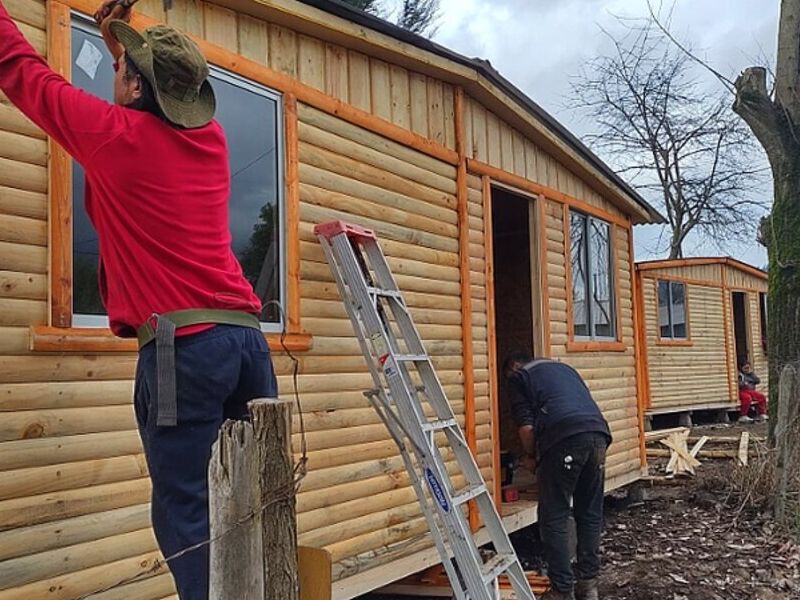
[{"xmin": 75, "ymin": 40, "xmax": 104, "ymax": 80}]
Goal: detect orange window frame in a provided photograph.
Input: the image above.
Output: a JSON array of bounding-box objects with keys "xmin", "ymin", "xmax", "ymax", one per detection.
[
  {"xmin": 653, "ymin": 278, "xmax": 692, "ymax": 346},
  {"xmin": 37, "ymin": 1, "xmax": 308, "ymax": 352},
  {"xmin": 562, "ymin": 205, "xmax": 625, "ymax": 352}
]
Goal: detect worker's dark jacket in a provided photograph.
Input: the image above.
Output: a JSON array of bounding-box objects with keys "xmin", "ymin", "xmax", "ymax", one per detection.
[
  {"xmin": 508, "ymin": 359, "xmax": 612, "ymax": 458},
  {"xmin": 739, "ymin": 371, "xmax": 760, "ymax": 390}
]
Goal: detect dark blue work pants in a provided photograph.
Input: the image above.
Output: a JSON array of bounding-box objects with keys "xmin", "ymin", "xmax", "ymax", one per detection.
[
  {"xmin": 134, "ymin": 325, "xmax": 278, "ymax": 600},
  {"xmin": 537, "ymin": 432, "xmax": 608, "ymax": 593}
]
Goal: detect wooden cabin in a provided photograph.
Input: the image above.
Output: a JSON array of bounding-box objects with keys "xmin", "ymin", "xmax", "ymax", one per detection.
[
  {"xmin": 635, "ymin": 258, "xmax": 769, "ymax": 423},
  {"xmin": 0, "ymin": 0, "xmax": 663, "ymax": 597}
]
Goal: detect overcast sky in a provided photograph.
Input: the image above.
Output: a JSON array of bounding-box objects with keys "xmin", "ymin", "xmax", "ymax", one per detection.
[{"xmin": 432, "ymin": 0, "xmax": 778, "ymax": 267}]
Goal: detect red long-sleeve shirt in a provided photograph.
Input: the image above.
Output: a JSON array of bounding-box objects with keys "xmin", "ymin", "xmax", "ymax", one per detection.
[{"xmin": 0, "ymin": 4, "xmax": 262, "ymax": 337}]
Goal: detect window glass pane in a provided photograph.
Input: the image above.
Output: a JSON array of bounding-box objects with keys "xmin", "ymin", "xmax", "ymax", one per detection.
[
  {"xmin": 71, "ymin": 26, "xmax": 112, "ymax": 316},
  {"xmin": 570, "ymin": 212, "xmax": 589, "ymax": 337},
  {"xmin": 213, "ymin": 76, "xmax": 281, "ymax": 323},
  {"xmin": 657, "ymin": 280, "xmax": 671, "ymax": 338},
  {"xmin": 670, "ymin": 282, "xmax": 686, "ymax": 338},
  {"xmin": 70, "ymin": 22, "xmax": 282, "ymax": 324},
  {"xmin": 589, "ymin": 219, "xmax": 614, "ymax": 338}
]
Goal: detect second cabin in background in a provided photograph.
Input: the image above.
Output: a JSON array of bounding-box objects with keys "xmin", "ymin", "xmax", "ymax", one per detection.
[{"xmin": 635, "ymin": 257, "xmax": 769, "ymax": 427}]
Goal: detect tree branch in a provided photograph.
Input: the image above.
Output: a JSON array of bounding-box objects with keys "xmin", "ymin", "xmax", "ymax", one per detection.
[{"xmin": 734, "ymin": 67, "xmax": 794, "ymax": 161}]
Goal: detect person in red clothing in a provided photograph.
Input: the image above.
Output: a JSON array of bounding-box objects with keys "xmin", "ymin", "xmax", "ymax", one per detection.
[
  {"xmin": 0, "ymin": 1, "xmax": 278, "ymax": 597},
  {"xmin": 738, "ymin": 361, "xmax": 767, "ymax": 424}
]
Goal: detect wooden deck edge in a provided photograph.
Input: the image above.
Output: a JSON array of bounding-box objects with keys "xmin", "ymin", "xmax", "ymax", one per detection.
[
  {"xmin": 332, "ymin": 469, "xmax": 641, "ymax": 600},
  {"xmin": 646, "ymin": 402, "xmax": 739, "ymax": 416}
]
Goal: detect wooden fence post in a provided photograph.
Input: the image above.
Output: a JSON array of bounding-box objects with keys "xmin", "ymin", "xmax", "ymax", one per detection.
[{"xmin": 209, "ymin": 398, "xmax": 299, "ymax": 600}]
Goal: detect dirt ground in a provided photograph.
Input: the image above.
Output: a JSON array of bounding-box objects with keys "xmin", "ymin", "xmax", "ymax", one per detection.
[
  {"xmin": 365, "ymin": 422, "xmax": 800, "ymax": 599},
  {"xmin": 600, "ymin": 422, "xmax": 800, "ymax": 600}
]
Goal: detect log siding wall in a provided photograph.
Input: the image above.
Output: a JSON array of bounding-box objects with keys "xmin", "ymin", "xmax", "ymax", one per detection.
[{"xmin": 0, "ymin": 0, "xmax": 645, "ymax": 597}]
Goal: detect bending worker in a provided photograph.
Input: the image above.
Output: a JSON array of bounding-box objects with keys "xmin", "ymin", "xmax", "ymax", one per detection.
[
  {"xmin": 0, "ymin": 1, "xmax": 277, "ymax": 598},
  {"xmin": 504, "ymin": 354, "xmax": 612, "ymax": 600}
]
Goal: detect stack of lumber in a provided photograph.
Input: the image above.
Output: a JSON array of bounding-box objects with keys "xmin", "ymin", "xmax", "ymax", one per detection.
[{"xmin": 645, "ymin": 428, "xmax": 759, "ymax": 474}]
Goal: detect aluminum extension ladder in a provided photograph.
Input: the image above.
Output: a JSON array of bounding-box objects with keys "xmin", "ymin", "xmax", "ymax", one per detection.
[{"xmin": 315, "ymin": 220, "xmax": 535, "ymax": 600}]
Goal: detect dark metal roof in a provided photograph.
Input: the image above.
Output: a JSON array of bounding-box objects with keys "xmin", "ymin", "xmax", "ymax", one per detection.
[{"xmin": 296, "ymin": 0, "xmax": 666, "ymax": 224}]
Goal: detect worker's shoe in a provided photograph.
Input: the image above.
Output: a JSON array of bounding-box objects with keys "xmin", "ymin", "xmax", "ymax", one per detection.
[
  {"xmin": 575, "ymin": 577, "xmax": 599, "ymax": 600},
  {"xmin": 755, "ymin": 414, "xmax": 768, "ymax": 422},
  {"xmin": 541, "ymin": 588, "xmax": 576, "ymax": 600},
  {"xmin": 738, "ymin": 415, "xmax": 754, "ymax": 424}
]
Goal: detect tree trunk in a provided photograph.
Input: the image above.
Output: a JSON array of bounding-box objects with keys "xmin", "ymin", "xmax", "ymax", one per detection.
[
  {"xmin": 733, "ymin": 64, "xmax": 800, "ymax": 443},
  {"xmin": 668, "ymin": 227, "xmax": 683, "ymax": 259},
  {"xmin": 765, "ymin": 151, "xmax": 800, "ymax": 440},
  {"xmin": 774, "ymin": 362, "xmax": 800, "ymax": 525}
]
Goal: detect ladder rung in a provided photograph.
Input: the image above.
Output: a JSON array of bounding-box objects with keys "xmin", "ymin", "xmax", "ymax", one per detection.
[
  {"xmin": 394, "ymin": 354, "xmax": 429, "ymax": 362},
  {"xmin": 452, "ymin": 483, "xmax": 487, "ymax": 506},
  {"xmin": 366, "ymin": 286, "xmax": 402, "ymax": 299},
  {"xmin": 421, "ymin": 418, "xmax": 458, "ymax": 432},
  {"xmin": 481, "ymin": 553, "xmax": 517, "ymax": 584}
]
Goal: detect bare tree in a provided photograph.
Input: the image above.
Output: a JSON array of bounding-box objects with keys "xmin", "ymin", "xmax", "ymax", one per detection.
[
  {"xmin": 337, "ymin": 0, "xmax": 440, "ymax": 37},
  {"xmin": 570, "ymin": 24, "xmax": 767, "ymax": 259},
  {"xmin": 395, "ymin": 0, "xmax": 440, "ymax": 36},
  {"xmin": 337, "ymin": 0, "xmax": 381, "ymax": 14}
]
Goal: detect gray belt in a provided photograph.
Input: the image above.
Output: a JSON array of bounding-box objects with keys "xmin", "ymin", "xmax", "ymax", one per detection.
[{"xmin": 137, "ymin": 309, "xmax": 262, "ymax": 426}]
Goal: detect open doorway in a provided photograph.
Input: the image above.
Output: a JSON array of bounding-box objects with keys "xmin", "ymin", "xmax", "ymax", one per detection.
[
  {"xmin": 491, "ymin": 187, "xmax": 537, "ymax": 508},
  {"xmin": 731, "ymin": 291, "xmax": 751, "ymax": 369}
]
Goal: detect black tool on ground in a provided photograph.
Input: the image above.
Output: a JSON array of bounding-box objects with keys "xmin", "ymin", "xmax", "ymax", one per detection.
[{"xmin": 500, "ymin": 451, "xmax": 519, "ymax": 487}]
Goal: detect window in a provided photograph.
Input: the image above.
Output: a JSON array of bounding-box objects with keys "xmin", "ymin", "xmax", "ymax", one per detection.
[
  {"xmin": 70, "ymin": 21, "xmax": 283, "ymax": 328},
  {"xmin": 759, "ymin": 292, "xmax": 768, "ymax": 351},
  {"xmin": 657, "ymin": 280, "xmax": 688, "ymax": 339},
  {"xmin": 569, "ymin": 211, "xmax": 616, "ymax": 339}
]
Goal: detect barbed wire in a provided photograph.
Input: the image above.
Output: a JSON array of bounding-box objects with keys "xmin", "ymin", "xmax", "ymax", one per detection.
[{"xmin": 74, "ymin": 302, "xmax": 307, "ymax": 600}]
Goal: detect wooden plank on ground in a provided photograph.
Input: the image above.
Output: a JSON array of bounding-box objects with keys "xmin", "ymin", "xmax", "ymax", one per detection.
[
  {"xmin": 738, "ymin": 431, "xmax": 750, "ymax": 466},
  {"xmin": 689, "ymin": 436, "xmax": 710, "ymax": 458},
  {"xmin": 645, "ymin": 427, "xmax": 689, "ymax": 442}
]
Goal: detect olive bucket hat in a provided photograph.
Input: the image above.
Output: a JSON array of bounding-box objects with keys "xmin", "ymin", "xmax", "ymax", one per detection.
[{"xmin": 109, "ymin": 20, "xmax": 215, "ymax": 128}]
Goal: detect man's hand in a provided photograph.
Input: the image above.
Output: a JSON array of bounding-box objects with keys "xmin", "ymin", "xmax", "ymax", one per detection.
[
  {"xmin": 94, "ymin": 0, "xmax": 139, "ymax": 61},
  {"xmin": 94, "ymin": 0, "xmax": 135, "ymax": 25},
  {"xmin": 521, "ymin": 455, "xmax": 538, "ymax": 473}
]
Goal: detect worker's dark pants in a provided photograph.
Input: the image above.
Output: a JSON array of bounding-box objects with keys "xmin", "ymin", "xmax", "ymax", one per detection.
[
  {"xmin": 537, "ymin": 432, "xmax": 608, "ymax": 593},
  {"xmin": 134, "ymin": 325, "xmax": 278, "ymax": 600}
]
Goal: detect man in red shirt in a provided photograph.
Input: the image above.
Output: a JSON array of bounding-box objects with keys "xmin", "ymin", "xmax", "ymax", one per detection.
[{"xmin": 0, "ymin": 2, "xmax": 278, "ymax": 597}]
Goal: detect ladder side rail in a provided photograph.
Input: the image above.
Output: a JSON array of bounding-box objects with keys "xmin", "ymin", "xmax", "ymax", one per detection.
[
  {"xmin": 354, "ymin": 239, "xmax": 509, "ymax": 596},
  {"xmin": 317, "ymin": 224, "xmax": 536, "ymax": 600},
  {"xmin": 318, "ymin": 236, "xmax": 389, "ymax": 388},
  {"xmin": 326, "ymin": 234, "xmax": 486, "ymax": 592},
  {"xmin": 365, "ymin": 392, "xmax": 471, "ymax": 600}
]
